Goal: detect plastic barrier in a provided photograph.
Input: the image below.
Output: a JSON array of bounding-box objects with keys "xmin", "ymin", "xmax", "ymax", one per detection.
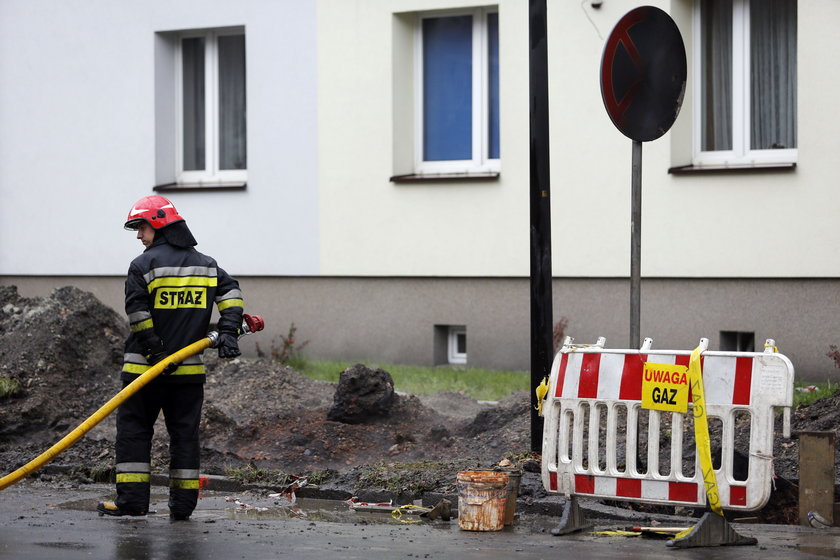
[{"xmin": 541, "ymin": 337, "xmax": 794, "ymax": 513}]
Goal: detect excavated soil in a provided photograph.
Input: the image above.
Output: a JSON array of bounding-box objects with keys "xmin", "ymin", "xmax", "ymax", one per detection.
[
  {"xmin": 0, "ymin": 286, "xmax": 529, "ymax": 479},
  {"xmin": 0, "ymin": 285, "xmax": 836, "ymax": 525}
]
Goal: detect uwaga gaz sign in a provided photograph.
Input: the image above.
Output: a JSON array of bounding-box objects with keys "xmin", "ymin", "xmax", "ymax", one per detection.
[{"xmin": 641, "ymin": 363, "xmax": 689, "ymax": 413}]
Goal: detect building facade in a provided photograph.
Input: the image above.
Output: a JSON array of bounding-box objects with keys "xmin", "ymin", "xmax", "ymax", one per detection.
[{"xmin": 1, "ymin": 0, "xmax": 838, "ymax": 379}]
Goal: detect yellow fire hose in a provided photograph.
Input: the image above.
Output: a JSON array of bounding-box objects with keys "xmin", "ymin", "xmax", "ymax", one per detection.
[{"xmin": 0, "ymin": 336, "xmax": 213, "ymax": 491}]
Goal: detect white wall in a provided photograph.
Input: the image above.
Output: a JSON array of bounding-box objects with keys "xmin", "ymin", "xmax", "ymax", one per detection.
[
  {"xmin": 317, "ymin": 0, "xmax": 531, "ymax": 277},
  {"xmin": 317, "ymin": 0, "xmax": 840, "ymax": 278},
  {"xmin": 0, "ymin": 0, "xmax": 319, "ymax": 276},
  {"xmin": 3, "ymin": 0, "xmax": 840, "ymax": 379},
  {"xmin": 2, "ymin": 0, "xmax": 839, "ymax": 280}
]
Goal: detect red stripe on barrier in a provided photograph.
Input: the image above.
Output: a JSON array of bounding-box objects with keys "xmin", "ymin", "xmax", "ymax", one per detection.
[
  {"xmin": 549, "ymin": 471, "xmax": 558, "ymax": 492},
  {"xmin": 616, "ymin": 477, "xmax": 642, "ymax": 498},
  {"xmin": 668, "ymin": 481, "xmax": 698, "ymax": 503},
  {"xmin": 555, "ymin": 353, "xmax": 570, "ymax": 397},
  {"xmin": 619, "ymin": 354, "xmax": 645, "ymax": 400},
  {"xmin": 733, "ymin": 357, "xmax": 753, "ymax": 405},
  {"xmin": 730, "ymin": 485, "xmax": 747, "ymax": 506},
  {"xmin": 578, "ymin": 354, "xmax": 601, "ymax": 398},
  {"xmin": 575, "ymin": 474, "xmax": 595, "ymax": 494}
]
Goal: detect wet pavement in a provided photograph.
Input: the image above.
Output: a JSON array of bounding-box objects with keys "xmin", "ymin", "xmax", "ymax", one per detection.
[{"xmin": 0, "ymin": 480, "xmax": 837, "ymax": 559}]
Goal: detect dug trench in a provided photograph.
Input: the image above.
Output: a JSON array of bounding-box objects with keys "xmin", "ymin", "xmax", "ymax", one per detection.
[{"xmin": 0, "ymin": 285, "xmax": 835, "ymax": 525}]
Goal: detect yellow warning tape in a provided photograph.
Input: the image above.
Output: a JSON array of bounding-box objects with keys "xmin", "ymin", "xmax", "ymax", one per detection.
[
  {"xmin": 535, "ymin": 376, "xmax": 550, "ymax": 416},
  {"xmin": 391, "ymin": 504, "xmax": 429, "ymax": 523},
  {"xmin": 687, "ymin": 344, "xmax": 723, "ymax": 517},
  {"xmin": 673, "ymin": 526, "xmax": 694, "ymax": 540},
  {"xmin": 591, "ymin": 530, "xmax": 641, "ymax": 537}
]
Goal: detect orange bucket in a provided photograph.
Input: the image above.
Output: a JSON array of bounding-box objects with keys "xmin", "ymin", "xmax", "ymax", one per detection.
[{"xmin": 456, "ymin": 470, "xmax": 509, "ymax": 531}]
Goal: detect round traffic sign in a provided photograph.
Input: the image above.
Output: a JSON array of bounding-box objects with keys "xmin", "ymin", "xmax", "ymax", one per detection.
[{"xmin": 600, "ymin": 6, "xmax": 686, "ymax": 142}]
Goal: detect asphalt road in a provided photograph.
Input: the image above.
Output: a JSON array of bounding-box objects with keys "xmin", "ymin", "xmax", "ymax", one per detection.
[{"xmin": 0, "ymin": 480, "xmax": 836, "ymax": 559}]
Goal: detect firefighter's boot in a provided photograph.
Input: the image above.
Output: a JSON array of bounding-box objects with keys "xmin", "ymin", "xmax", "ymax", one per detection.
[{"xmin": 97, "ymin": 500, "xmax": 147, "ymax": 517}]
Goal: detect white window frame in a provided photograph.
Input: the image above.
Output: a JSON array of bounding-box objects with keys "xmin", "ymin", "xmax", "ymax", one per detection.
[
  {"xmin": 448, "ymin": 326, "xmax": 467, "ymax": 365},
  {"xmin": 175, "ymin": 28, "xmax": 247, "ymax": 187},
  {"xmin": 692, "ymin": 0, "xmax": 796, "ymax": 168},
  {"xmin": 414, "ymin": 8, "xmax": 499, "ymax": 176}
]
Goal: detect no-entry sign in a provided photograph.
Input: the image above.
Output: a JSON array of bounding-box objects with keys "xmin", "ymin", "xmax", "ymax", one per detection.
[{"xmin": 600, "ymin": 6, "xmax": 686, "ymax": 142}]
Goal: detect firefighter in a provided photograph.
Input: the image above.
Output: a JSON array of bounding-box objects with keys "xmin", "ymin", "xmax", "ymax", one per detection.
[{"xmin": 97, "ymin": 195, "xmax": 243, "ymax": 521}]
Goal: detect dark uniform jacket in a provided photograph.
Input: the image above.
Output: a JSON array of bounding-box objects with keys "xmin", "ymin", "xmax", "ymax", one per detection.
[{"xmin": 122, "ymin": 237, "xmax": 243, "ymax": 384}]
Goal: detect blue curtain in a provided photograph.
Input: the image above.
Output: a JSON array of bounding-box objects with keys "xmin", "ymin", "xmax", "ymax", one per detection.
[
  {"xmin": 423, "ymin": 16, "xmax": 472, "ymax": 161},
  {"xmin": 488, "ymin": 12, "xmax": 500, "ymax": 160}
]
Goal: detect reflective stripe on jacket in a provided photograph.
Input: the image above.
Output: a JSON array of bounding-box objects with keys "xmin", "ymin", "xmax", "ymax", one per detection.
[{"xmin": 122, "ymin": 238, "xmax": 243, "ymax": 384}]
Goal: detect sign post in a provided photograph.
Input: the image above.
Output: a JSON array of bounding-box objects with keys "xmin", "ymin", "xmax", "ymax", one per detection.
[
  {"xmin": 600, "ymin": 6, "xmax": 686, "ymax": 347},
  {"xmin": 528, "ymin": 0, "xmax": 553, "ymax": 453},
  {"xmin": 631, "ymin": 141, "xmax": 642, "ymax": 348}
]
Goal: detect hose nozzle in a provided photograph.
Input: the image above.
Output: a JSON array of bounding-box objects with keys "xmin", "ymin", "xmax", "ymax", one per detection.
[
  {"xmin": 242, "ymin": 314, "xmax": 265, "ymax": 335},
  {"xmin": 208, "ymin": 314, "xmax": 265, "ymax": 348}
]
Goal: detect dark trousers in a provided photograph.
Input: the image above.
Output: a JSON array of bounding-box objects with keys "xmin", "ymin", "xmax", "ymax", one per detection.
[{"xmin": 114, "ymin": 381, "xmax": 203, "ymax": 516}]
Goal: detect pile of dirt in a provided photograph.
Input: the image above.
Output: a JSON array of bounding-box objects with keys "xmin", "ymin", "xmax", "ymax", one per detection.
[
  {"xmin": 198, "ymin": 355, "xmax": 531, "ymax": 474},
  {"xmin": 0, "ymin": 286, "xmax": 125, "ymax": 469},
  {"xmin": 0, "ymin": 285, "xmax": 836, "ymax": 526},
  {"xmin": 0, "ymin": 285, "xmax": 530, "ymax": 480}
]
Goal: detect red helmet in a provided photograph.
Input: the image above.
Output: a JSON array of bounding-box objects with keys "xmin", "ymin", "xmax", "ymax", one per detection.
[{"xmin": 124, "ymin": 195, "xmax": 185, "ymax": 230}]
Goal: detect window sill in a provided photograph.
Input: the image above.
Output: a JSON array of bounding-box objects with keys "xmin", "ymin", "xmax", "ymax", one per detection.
[
  {"xmin": 668, "ymin": 163, "xmax": 796, "ymax": 175},
  {"xmin": 390, "ymin": 172, "xmax": 500, "ymax": 183},
  {"xmin": 154, "ymin": 182, "xmax": 247, "ymax": 192}
]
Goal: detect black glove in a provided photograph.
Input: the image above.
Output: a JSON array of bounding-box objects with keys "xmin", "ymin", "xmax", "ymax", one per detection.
[
  {"xmin": 147, "ymin": 343, "xmax": 178, "ymax": 375},
  {"xmin": 217, "ymin": 331, "xmax": 241, "ymax": 359}
]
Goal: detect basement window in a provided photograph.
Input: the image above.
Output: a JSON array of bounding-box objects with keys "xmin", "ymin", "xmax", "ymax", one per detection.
[
  {"xmin": 448, "ymin": 326, "xmax": 467, "ymax": 365},
  {"xmin": 434, "ymin": 324, "xmax": 467, "ymax": 366},
  {"xmin": 720, "ymin": 331, "xmax": 755, "ymax": 352}
]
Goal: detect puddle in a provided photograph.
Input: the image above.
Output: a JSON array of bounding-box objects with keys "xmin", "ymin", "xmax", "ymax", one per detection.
[
  {"xmin": 57, "ymin": 492, "xmax": 439, "ymax": 524},
  {"xmin": 55, "ymin": 491, "xmax": 562, "ymax": 534}
]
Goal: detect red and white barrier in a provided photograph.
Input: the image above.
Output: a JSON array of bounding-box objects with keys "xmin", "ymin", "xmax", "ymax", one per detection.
[{"xmin": 541, "ymin": 337, "xmax": 794, "ymax": 511}]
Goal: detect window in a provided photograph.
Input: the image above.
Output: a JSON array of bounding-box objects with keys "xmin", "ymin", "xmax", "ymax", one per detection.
[
  {"xmin": 720, "ymin": 330, "xmax": 755, "ymax": 352},
  {"xmin": 693, "ymin": 0, "xmax": 796, "ymax": 167},
  {"xmin": 176, "ymin": 29, "xmax": 246, "ymax": 186},
  {"xmin": 448, "ymin": 326, "xmax": 467, "ymax": 365},
  {"xmin": 415, "ymin": 8, "xmax": 499, "ymax": 176},
  {"xmin": 434, "ymin": 324, "xmax": 467, "ymax": 365}
]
